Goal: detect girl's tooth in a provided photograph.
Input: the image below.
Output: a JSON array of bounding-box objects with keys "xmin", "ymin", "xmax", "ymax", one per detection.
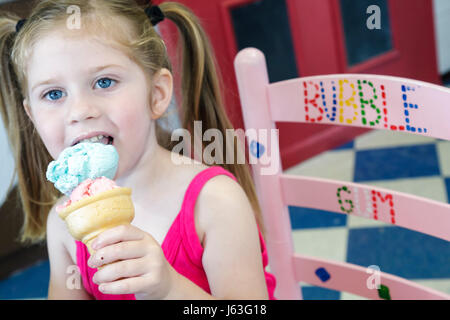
[{"xmin": 77, "ymin": 134, "xmax": 108, "ymax": 144}]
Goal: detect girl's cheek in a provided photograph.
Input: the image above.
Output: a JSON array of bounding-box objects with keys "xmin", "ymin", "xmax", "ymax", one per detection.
[{"xmin": 33, "ymin": 115, "xmax": 66, "ymax": 158}]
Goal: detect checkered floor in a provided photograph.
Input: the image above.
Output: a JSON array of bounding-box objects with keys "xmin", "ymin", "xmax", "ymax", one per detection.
[
  {"xmin": 285, "ymin": 130, "xmax": 450, "ymax": 299},
  {"xmin": 0, "ymin": 130, "xmax": 449, "ymax": 300}
]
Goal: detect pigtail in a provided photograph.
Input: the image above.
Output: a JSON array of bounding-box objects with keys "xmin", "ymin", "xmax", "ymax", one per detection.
[
  {"xmin": 0, "ymin": 14, "xmax": 57, "ymax": 244},
  {"xmin": 159, "ymin": 3, "xmax": 266, "ymax": 237}
]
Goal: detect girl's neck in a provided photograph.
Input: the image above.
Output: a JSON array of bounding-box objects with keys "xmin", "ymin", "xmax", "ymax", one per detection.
[{"xmin": 115, "ymin": 139, "xmax": 173, "ymax": 204}]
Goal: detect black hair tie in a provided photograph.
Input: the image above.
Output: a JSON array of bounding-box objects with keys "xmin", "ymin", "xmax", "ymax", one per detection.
[
  {"xmin": 145, "ymin": 5, "xmax": 165, "ymax": 26},
  {"xmin": 16, "ymin": 18, "xmax": 26, "ymax": 33}
]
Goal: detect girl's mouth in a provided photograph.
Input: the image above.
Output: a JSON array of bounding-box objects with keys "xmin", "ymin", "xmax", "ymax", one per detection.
[{"xmin": 72, "ymin": 135, "xmax": 114, "ymax": 146}]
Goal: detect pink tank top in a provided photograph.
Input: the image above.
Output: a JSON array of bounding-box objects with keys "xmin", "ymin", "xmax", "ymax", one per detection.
[{"xmin": 75, "ymin": 166, "xmax": 277, "ymax": 300}]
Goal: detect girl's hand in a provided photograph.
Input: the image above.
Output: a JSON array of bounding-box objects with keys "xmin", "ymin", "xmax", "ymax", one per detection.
[{"xmin": 87, "ymin": 224, "xmax": 177, "ymax": 299}]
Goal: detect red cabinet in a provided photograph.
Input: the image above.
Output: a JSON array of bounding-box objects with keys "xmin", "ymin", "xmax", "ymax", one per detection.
[{"xmin": 157, "ymin": 0, "xmax": 440, "ymax": 169}]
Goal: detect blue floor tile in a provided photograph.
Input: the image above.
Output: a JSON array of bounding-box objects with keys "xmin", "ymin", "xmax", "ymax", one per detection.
[
  {"xmin": 354, "ymin": 144, "xmax": 440, "ymax": 181},
  {"xmin": 334, "ymin": 140, "xmax": 354, "ymax": 150},
  {"xmin": 445, "ymin": 178, "xmax": 450, "ymax": 204},
  {"xmin": 346, "ymin": 227, "xmax": 450, "ymax": 279},
  {"xmin": 301, "ymin": 285, "xmax": 341, "ymax": 300},
  {"xmin": 289, "ymin": 206, "xmax": 347, "ymax": 229},
  {"xmin": 0, "ymin": 260, "xmax": 49, "ymax": 299}
]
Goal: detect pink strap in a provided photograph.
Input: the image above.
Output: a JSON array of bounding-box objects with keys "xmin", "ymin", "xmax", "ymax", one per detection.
[
  {"xmin": 75, "ymin": 240, "xmax": 94, "ymax": 296},
  {"xmin": 179, "ymin": 166, "xmax": 238, "ymax": 263},
  {"xmin": 179, "ymin": 166, "xmax": 276, "ymax": 299}
]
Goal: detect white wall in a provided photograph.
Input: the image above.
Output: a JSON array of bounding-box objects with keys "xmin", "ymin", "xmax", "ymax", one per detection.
[
  {"xmin": 433, "ymin": 0, "xmax": 450, "ymax": 75},
  {"xmin": 0, "ymin": 120, "xmax": 16, "ymax": 207}
]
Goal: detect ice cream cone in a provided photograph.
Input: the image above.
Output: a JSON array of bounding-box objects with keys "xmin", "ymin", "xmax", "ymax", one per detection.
[{"xmin": 58, "ymin": 187, "xmax": 135, "ymax": 255}]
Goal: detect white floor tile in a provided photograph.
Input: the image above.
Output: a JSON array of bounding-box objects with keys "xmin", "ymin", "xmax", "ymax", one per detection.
[
  {"xmin": 359, "ymin": 176, "xmax": 448, "ymax": 203},
  {"xmin": 284, "ymin": 150, "xmax": 355, "ymax": 182},
  {"xmin": 437, "ymin": 141, "xmax": 450, "ymax": 177},
  {"xmin": 340, "ymin": 291, "xmax": 369, "ymax": 300},
  {"xmin": 354, "ymin": 130, "xmax": 437, "ymax": 150},
  {"xmin": 347, "ymin": 214, "xmax": 392, "ymax": 229},
  {"xmin": 291, "ymin": 227, "xmax": 348, "ymax": 263}
]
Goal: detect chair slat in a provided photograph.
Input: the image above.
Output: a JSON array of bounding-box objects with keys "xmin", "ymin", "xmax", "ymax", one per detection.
[
  {"xmin": 279, "ymin": 174, "xmax": 450, "ymax": 241},
  {"xmin": 268, "ymin": 74, "xmax": 450, "ymax": 140},
  {"xmin": 292, "ymin": 254, "xmax": 450, "ymax": 300}
]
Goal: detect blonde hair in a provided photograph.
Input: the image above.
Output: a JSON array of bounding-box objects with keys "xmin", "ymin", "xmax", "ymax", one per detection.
[{"xmin": 0, "ymin": 0, "xmax": 265, "ymax": 243}]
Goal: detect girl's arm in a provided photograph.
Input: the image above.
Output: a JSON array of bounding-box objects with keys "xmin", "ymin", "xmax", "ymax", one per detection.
[
  {"xmin": 46, "ymin": 200, "xmax": 92, "ymax": 300},
  {"xmin": 165, "ymin": 175, "xmax": 270, "ymax": 300}
]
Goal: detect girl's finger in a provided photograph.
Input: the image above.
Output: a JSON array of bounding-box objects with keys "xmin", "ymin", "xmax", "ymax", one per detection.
[
  {"xmin": 93, "ymin": 257, "xmax": 148, "ymax": 285},
  {"xmin": 91, "ymin": 224, "xmax": 144, "ymax": 250},
  {"xmin": 88, "ymin": 239, "xmax": 145, "ymax": 268},
  {"xmin": 98, "ymin": 278, "xmax": 138, "ymax": 295}
]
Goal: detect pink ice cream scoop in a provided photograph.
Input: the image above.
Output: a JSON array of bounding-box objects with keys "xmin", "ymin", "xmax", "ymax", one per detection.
[{"xmin": 56, "ymin": 177, "xmax": 119, "ymax": 213}]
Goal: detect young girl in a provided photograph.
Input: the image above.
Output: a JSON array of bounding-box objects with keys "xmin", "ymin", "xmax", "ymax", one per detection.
[{"xmin": 0, "ymin": 0, "xmax": 276, "ymax": 300}]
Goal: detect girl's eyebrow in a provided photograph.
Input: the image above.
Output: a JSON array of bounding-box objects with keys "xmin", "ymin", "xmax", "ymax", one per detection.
[{"xmin": 31, "ymin": 64, "xmax": 125, "ymax": 93}]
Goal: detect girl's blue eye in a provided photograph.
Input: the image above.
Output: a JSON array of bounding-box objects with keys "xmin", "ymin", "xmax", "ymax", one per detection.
[
  {"xmin": 44, "ymin": 90, "xmax": 64, "ymax": 101},
  {"xmin": 95, "ymin": 78, "xmax": 116, "ymax": 89},
  {"xmin": 42, "ymin": 78, "xmax": 117, "ymax": 101}
]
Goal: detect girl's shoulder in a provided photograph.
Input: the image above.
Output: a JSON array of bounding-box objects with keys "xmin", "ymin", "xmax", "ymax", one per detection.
[
  {"xmin": 189, "ymin": 167, "xmax": 270, "ymax": 299},
  {"xmin": 172, "ymin": 162, "xmax": 247, "ymax": 246},
  {"xmin": 186, "ymin": 164, "xmax": 251, "ymax": 233},
  {"xmin": 180, "ymin": 163, "xmax": 241, "ymax": 200},
  {"xmin": 195, "ymin": 168, "xmax": 247, "ymax": 209}
]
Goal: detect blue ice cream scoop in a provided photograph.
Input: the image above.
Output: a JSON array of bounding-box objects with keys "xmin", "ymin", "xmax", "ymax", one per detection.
[{"xmin": 46, "ymin": 142, "xmax": 119, "ymax": 195}]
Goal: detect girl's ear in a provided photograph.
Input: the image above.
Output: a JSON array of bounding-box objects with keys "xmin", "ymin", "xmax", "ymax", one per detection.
[
  {"xmin": 23, "ymin": 98, "xmax": 35, "ymax": 124},
  {"xmin": 150, "ymin": 68, "xmax": 173, "ymax": 120}
]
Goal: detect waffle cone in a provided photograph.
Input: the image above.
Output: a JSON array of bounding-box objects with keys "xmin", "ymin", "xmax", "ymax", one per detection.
[{"xmin": 58, "ymin": 187, "xmax": 135, "ymax": 255}]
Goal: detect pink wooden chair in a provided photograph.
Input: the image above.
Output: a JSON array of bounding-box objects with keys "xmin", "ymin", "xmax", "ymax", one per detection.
[{"xmin": 234, "ymin": 47, "xmax": 450, "ymax": 300}]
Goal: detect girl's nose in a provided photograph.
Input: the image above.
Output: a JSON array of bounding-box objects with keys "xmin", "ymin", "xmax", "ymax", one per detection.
[{"xmin": 66, "ymin": 96, "xmax": 102, "ymax": 124}]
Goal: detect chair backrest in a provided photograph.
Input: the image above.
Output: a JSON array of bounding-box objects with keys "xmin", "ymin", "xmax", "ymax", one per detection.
[{"xmin": 234, "ymin": 47, "xmax": 450, "ymax": 300}]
